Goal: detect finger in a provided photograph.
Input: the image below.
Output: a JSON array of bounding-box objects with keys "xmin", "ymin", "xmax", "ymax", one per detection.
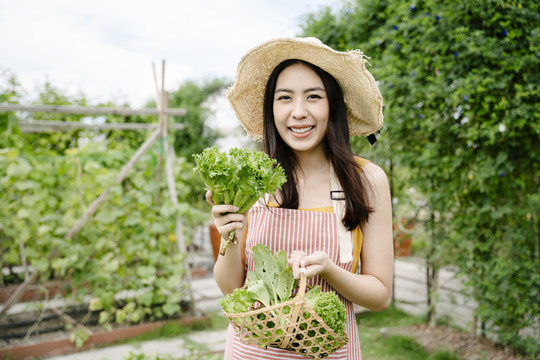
[
  {"xmin": 211, "ymin": 204, "xmax": 240, "ymax": 218},
  {"xmin": 213, "ymin": 213, "xmax": 244, "ymax": 229},
  {"xmin": 301, "ymin": 252, "xmax": 329, "ymax": 278},
  {"xmin": 288, "ymin": 251, "xmax": 303, "ymax": 267},
  {"xmin": 290, "ymin": 253, "xmax": 306, "ymax": 279},
  {"xmin": 216, "ymin": 221, "xmax": 243, "ymax": 240},
  {"xmin": 205, "ymin": 190, "xmax": 215, "ymax": 206}
]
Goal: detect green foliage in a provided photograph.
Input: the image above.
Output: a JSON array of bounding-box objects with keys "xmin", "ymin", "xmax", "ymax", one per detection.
[
  {"xmin": 220, "ymin": 244, "xmax": 346, "ymax": 338},
  {"xmin": 0, "ymin": 68, "xmax": 24, "ymax": 149},
  {"xmin": 169, "ymin": 78, "xmax": 229, "ymax": 159},
  {"xmin": 23, "ymin": 81, "xmax": 91, "ymax": 154},
  {"xmin": 302, "ymin": 0, "xmax": 539, "ymax": 356},
  {"xmin": 193, "ymin": 147, "xmax": 287, "ymax": 253},
  {"xmin": 0, "ymin": 70, "xmax": 223, "ymax": 160},
  {"xmin": 303, "ymin": 285, "xmax": 347, "ymax": 337},
  {"xmin": 218, "ymin": 287, "xmax": 258, "ymax": 314},
  {"xmin": 220, "ymin": 244, "xmax": 296, "ymax": 312},
  {"xmin": 193, "ymin": 146, "xmax": 287, "ymax": 214},
  {"xmin": 69, "ymin": 327, "xmax": 90, "ymax": 349},
  {"xmin": 247, "ymin": 244, "xmax": 296, "ymax": 306},
  {"xmin": 357, "ymin": 306, "xmax": 461, "ymax": 359},
  {"xmin": 0, "ymin": 144, "xmax": 208, "ymax": 323}
]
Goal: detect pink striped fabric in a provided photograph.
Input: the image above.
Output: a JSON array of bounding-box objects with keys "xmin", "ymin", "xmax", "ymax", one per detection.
[{"xmin": 224, "ymin": 205, "xmax": 362, "ymax": 359}]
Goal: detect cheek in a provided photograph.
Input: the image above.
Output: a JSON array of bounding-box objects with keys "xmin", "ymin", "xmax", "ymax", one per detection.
[{"xmin": 272, "ymin": 103, "xmax": 289, "ymax": 126}]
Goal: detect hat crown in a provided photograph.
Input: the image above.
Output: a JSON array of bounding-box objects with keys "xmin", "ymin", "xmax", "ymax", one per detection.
[{"xmin": 228, "ymin": 37, "xmax": 383, "ymax": 141}]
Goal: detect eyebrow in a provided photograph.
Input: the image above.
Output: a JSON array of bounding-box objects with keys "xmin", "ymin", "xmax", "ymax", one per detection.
[{"xmin": 275, "ymin": 86, "xmax": 326, "ymax": 93}]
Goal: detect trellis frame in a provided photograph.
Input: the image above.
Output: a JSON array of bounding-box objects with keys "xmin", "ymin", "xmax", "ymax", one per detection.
[{"xmin": 0, "ymin": 61, "xmax": 194, "ymax": 315}]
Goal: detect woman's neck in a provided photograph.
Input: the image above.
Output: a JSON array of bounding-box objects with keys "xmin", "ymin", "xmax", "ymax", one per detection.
[
  {"xmin": 294, "ymin": 149, "xmax": 333, "ymax": 208},
  {"xmin": 295, "ymin": 147, "xmax": 329, "ymax": 177}
]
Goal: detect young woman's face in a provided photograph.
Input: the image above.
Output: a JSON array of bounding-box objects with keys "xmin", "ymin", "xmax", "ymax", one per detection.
[{"xmin": 272, "ymin": 62, "xmax": 329, "ymax": 154}]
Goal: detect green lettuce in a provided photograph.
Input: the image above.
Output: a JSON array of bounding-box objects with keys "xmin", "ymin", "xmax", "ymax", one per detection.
[
  {"xmin": 219, "ymin": 244, "xmax": 297, "ymax": 312},
  {"xmin": 219, "ymin": 244, "xmax": 348, "ymax": 348},
  {"xmin": 193, "ymin": 147, "xmax": 287, "ymax": 254},
  {"xmin": 303, "ymin": 285, "xmax": 347, "ymax": 337}
]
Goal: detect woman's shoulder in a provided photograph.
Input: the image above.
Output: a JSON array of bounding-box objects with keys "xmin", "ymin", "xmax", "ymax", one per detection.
[
  {"xmin": 354, "ymin": 156, "xmax": 370, "ymax": 169},
  {"xmin": 354, "ymin": 155, "xmax": 388, "ymax": 181}
]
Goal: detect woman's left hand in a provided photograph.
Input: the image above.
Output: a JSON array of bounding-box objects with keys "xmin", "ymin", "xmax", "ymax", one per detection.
[{"xmin": 288, "ymin": 250, "xmax": 333, "ymax": 279}]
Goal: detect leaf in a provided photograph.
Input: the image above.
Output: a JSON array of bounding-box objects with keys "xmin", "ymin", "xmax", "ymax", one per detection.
[
  {"xmin": 137, "ymin": 265, "xmax": 157, "ymax": 278},
  {"xmin": 136, "ymin": 291, "xmax": 154, "ymax": 307},
  {"xmin": 251, "ymin": 244, "xmax": 280, "ymax": 303},
  {"xmin": 276, "ymin": 267, "xmax": 296, "ymax": 303},
  {"xmin": 162, "ymin": 302, "xmax": 180, "ymax": 316},
  {"xmin": 246, "ymin": 280, "xmax": 272, "ymax": 308},
  {"xmin": 276, "ymin": 250, "xmax": 289, "ymax": 271}
]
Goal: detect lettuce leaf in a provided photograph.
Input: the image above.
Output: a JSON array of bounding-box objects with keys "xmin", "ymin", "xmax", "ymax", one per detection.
[
  {"xmin": 303, "ymin": 285, "xmax": 347, "ymax": 336},
  {"xmin": 193, "ymin": 147, "xmax": 287, "ymax": 254}
]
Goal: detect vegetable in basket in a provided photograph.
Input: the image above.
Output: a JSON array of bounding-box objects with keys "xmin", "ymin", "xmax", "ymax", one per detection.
[
  {"xmin": 219, "ymin": 244, "xmax": 296, "ymax": 311},
  {"xmin": 193, "ymin": 147, "xmax": 287, "ymax": 255},
  {"xmin": 219, "ymin": 244, "xmax": 347, "ymax": 338},
  {"xmin": 303, "ymin": 285, "xmax": 347, "ymax": 337}
]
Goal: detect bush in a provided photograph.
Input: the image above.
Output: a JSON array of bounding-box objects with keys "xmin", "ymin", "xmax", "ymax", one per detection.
[{"xmin": 0, "ymin": 143, "xmax": 208, "ymax": 325}]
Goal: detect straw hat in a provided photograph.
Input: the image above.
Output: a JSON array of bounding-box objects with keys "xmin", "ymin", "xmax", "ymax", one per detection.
[{"xmin": 227, "ymin": 37, "xmax": 383, "ymax": 141}]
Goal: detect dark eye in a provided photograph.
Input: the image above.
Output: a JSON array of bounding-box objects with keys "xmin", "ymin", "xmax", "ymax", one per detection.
[
  {"xmin": 308, "ymin": 94, "xmax": 322, "ymax": 99},
  {"xmin": 276, "ymin": 95, "xmax": 291, "ymax": 101}
]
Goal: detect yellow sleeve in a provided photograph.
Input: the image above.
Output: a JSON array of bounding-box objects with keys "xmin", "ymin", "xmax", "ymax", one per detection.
[{"xmin": 351, "ymin": 156, "xmax": 370, "ymax": 273}]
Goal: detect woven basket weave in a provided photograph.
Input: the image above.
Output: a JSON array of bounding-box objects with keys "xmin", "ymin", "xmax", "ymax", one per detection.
[{"xmin": 223, "ymin": 274, "xmax": 348, "ymax": 359}]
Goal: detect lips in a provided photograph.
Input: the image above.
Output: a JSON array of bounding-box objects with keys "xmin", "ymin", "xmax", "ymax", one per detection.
[{"xmin": 289, "ymin": 126, "xmax": 314, "ymax": 134}]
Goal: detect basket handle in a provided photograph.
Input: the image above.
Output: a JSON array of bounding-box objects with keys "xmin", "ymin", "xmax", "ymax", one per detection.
[{"xmin": 297, "ymin": 267, "xmax": 307, "ymax": 301}]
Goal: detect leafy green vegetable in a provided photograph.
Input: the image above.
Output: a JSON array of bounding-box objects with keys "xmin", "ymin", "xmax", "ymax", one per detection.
[
  {"xmin": 303, "ymin": 285, "xmax": 347, "ymax": 337},
  {"xmin": 218, "ymin": 287, "xmax": 256, "ymax": 314},
  {"xmin": 220, "ymin": 244, "xmax": 296, "ymax": 314},
  {"xmin": 219, "ymin": 244, "xmax": 347, "ymax": 351},
  {"xmin": 193, "ymin": 146, "xmax": 287, "ymax": 254},
  {"xmin": 247, "ymin": 244, "xmax": 296, "ymax": 306}
]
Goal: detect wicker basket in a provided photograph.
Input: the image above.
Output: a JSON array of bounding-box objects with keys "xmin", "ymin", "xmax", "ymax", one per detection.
[{"xmin": 223, "ymin": 273, "xmax": 349, "ymax": 359}]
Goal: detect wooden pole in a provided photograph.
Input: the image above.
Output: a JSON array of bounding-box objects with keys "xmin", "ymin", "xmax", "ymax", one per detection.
[
  {"xmin": 17, "ymin": 119, "xmax": 185, "ymax": 132},
  {"xmin": 0, "ymin": 104, "xmax": 187, "ymax": 116},
  {"xmin": 153, "ymin": 61, "xmax": 194, "ymax": 309}
]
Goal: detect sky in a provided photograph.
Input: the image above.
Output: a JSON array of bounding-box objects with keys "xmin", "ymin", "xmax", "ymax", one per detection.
[{"xmin": 0, "ymin": 0, "xmax": 339, "ymax": 110}]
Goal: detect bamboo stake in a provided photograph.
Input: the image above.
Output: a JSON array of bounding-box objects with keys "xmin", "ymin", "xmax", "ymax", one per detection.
[
  {"xmin": 0, "ymin": 104, "xmax": 187, "ymax": 116},
  {"xmin": 153, "ymin": 62, "xmax": 194, "ymax": 309},
  {"xmin": 17, "ymin": 119, "xmax": 185, "ymax": 132}
]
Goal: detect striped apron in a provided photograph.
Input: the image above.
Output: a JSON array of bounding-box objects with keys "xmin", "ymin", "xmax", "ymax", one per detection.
[{"xmin": 224, "ymin": 205, "xmax": 362, "ymax": 359}]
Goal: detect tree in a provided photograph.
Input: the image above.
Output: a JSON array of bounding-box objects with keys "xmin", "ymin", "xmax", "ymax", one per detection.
[
  {"xmin": 0, "ymin": 68, "xmax": 25, "ymax": 149},
  {"xmin": 167, "ymin": 77, "xmax": 229, "ymax": 159},
  {"xmin": 301, "ymin": 0, "xmax": 539, "ymax": 356}
]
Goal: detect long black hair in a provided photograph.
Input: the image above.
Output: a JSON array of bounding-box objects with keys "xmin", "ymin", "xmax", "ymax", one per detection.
[{"xmin": 262, "ymin": 59, "xmax": 373, "ymax": 230}]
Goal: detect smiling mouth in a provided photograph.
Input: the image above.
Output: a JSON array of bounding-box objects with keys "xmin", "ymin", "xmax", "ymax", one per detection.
[{"xmin": 289, "ymin": 126, "xmax": 314, "ymax": 134}]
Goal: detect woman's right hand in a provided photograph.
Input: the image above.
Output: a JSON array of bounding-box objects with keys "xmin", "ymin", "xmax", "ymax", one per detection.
[{"xmin": 206, "ymin": 190, "xmax": 245, "ymax": 240}]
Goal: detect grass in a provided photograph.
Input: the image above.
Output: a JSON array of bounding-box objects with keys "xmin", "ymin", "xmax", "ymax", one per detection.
[{"xmin": 357, "ymin": 306, "xmax": 461, "ymax": 360}]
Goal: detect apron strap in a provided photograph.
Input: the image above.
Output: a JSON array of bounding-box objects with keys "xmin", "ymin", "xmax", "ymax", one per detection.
[{"xmin": 330, "ymin": 166, "xmax": 353, "ymax": 264}]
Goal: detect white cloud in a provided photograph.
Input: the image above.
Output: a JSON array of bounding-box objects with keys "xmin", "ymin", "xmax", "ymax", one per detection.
[{"xmin": 0, "ymin": 0, "xmax": 338, "ymax": 107}]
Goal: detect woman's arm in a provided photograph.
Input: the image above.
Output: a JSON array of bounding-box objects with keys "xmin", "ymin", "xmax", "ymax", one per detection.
[
  {"xmin": 289, "ymin": 162, "xmax": 394, "ymax": 311},
  {"xmin": 206, "ymin": 191, "xmax": 247, "ymax": 294}
]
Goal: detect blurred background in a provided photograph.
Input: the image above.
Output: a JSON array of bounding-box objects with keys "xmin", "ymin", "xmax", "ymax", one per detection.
[{"xmin": 1, "ymin": 0, "xmax": 538, "ymax": 359}]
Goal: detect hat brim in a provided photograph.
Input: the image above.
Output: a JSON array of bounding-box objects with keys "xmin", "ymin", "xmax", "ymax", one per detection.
[{"xmin": 227, "ymin": 37, "xmax": 383, "ymax": 141}]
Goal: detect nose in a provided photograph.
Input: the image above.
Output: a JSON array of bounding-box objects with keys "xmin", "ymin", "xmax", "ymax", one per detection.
[{"xmin": 292, "ymin": 100, "xmax": 308, "ymax": 119}]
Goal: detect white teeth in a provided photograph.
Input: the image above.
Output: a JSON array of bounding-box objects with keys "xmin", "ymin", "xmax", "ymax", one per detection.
[{"xmin": 290, "ymin": 126, "xmax": 314, "ymax": 134}]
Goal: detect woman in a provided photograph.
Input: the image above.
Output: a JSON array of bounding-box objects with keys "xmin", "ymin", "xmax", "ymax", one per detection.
[{"xmin": 208, "ymin": 37, "xmax": 393, "ymax": 359}]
